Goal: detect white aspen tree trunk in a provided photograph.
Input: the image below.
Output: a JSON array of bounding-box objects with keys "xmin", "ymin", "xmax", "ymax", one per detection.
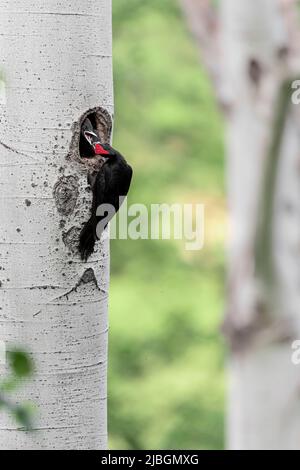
[
  {"xmin": 0, "ymin": 0, "xmax": 113, "ymax": 450},
  {"xmin": 181, "ymin": 0, "xmax": 300, "ymax": 450},
  {"xmin": 220, "ymin": 0, "xmax": 300, "ymax": 450}
]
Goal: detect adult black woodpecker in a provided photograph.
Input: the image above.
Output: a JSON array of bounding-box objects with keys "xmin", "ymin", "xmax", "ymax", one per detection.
[{"xmin": 79, "ymin": 118, "xmax": 133, "ymax": 261}]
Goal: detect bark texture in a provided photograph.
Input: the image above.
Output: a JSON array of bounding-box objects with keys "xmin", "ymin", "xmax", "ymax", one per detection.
[
  {"xmin": 222, "ymin": 0, "xmax": 300, "ymax": 450},
  {"xmin": 181, "ymin": 0, "xmax": 300, "ymax": 450},
  {"xmin": 0, "ymin": 0, "xmax": 113, "ymax": 450}
]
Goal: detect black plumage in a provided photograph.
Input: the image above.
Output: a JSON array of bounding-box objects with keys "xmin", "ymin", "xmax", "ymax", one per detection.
[
  {"xmin": 79, "ymin": 143, "xmax": 133, "ymax": 261},
  {"xmin": 79, "ymin": 117, "xmax": 102, "ymax": 158}
]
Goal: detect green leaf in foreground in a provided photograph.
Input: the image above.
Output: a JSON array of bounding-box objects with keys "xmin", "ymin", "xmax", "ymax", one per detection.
[
  {"xmin": 7, "ymin": 350, "xmax": 33, "ymax": 378},
  {"xmin": 13, "ymin": 402, "xmax": 36, "ymax": 429}
]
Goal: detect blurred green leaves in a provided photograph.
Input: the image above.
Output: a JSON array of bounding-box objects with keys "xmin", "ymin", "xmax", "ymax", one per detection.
[
  {"xmin": 8, "ymin": 351, "xmax": 33, "ymax": 379},
  {"xmin": 110, "ymin": 0, "xmax": 226, "ymax": 449},
  {"xmin": 0, "ymin": 350, "xmax": 35, "ymax": 429}
]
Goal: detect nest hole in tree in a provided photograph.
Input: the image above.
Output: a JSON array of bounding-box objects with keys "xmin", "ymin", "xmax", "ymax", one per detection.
[{"xmin": 67, "ymin": 106, "xmax": 112, "ymax": 170}]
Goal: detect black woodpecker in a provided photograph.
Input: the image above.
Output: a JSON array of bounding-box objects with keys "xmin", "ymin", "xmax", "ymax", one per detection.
[{"xmin": 79, "ymin": 118, "xmax": 133, "ymax": 261}]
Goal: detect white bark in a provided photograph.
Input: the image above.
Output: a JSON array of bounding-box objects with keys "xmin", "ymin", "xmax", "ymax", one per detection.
[
  {"xmin": 181, "ymin": 0, "xmax": 300, "ymax": 450},
  {"xmin": 221, "ymin": 0, "xmax": 300, "ymax": 450},
  {"xmin": 0, "ymin": 0, "xmax": 113, "ymax": 450},
  {"xmin": 179, "ymin": 0, "xmax": 221, "ymax": 94}
]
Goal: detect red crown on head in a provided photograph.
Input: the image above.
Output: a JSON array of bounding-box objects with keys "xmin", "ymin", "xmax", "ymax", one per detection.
[{"xmin": 95, "ymin": 143, "xmax": 110, "ymax": 155}]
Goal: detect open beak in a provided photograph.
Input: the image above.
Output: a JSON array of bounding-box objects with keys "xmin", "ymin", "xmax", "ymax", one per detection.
[
  {"xmin": 84, "ymin": 131, "xmax": 110, "ymax": 156},
  {"xmin": 84, "ymin": 130, "xmax": 97, "ymax": 146}
]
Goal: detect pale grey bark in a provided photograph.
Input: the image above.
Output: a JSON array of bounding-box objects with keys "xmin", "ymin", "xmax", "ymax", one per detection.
[
  {"xmin": 178, "ymin": 0, "xmax": 220, "ymax": 93},
  {"xmin": 181, "ymin": 0, "xmax": 300, "ymax": 450},
  {"xmin": 0, "ymin": 0, "xmax": 113, "ymax": 450}
]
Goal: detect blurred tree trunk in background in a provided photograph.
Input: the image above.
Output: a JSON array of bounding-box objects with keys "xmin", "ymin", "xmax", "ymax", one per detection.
[
  {"xmin": 0, "ymin": 0, "xmax": 113, "ymax": 449},
  {"xmin": 180, "ymin": 0, "xmax": 300, "ymax": 449}
]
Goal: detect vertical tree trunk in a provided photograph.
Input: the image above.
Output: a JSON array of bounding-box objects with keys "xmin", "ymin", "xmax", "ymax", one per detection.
[
  {"xmin": 221, "ymin": 0, "xmax": 300, "ymax": 450},
  {"xmin": 181, "ymin": 0, "xmax": 300, "ymax": 450},
  {"xmin": 0, "ymin": 0, "xmax": 113, "ymax": 450}
]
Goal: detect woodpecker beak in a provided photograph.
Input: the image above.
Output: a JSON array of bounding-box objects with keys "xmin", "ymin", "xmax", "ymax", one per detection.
[
  {"xmin": 84, "ymin": 130, "xmax": 110, "ymax": 156},
  {"xmin": 84, "ymin": 130, "xmax": 97, "ymax": 146}
]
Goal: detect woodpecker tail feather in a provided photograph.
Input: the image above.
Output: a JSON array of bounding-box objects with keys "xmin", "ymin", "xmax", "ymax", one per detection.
[{"xmin": 79, "ymin": 217, "xmax": 97, "ymax": 261}]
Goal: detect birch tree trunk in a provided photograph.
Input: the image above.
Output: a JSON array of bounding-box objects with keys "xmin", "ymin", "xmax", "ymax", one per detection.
[
  {"xmin": 181, "ymin": 0, "xmax": 300, "ymax": 450},
  {"xmin": 0, "ymin": 0, "xmax": 113, "ymax": 450}
]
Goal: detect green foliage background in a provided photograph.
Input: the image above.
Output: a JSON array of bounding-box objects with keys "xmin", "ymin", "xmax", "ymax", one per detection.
[{"xmin": 110, "ymin": 0, "xmax": 226, "ymax": 449}]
